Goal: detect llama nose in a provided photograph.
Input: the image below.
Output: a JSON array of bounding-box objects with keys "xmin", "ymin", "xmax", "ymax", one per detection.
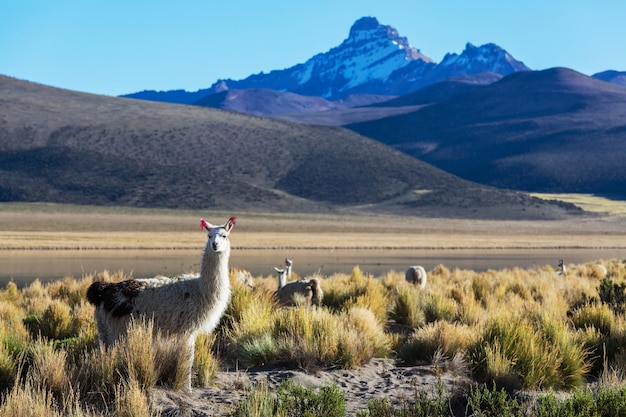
[{"xmin": 212, "ymin": 242, "xmax": 218, "ymax": 250}]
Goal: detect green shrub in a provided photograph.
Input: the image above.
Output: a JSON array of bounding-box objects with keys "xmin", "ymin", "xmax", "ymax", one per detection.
[
  {"xmin": 468, "ymin": 383, "xmax": 523, "ymax": 417},
  {"xmin": 234, "ymin": 380, "xmax": 346, "ymax": 417},
  {"xmin": 357, "ymin": 379, "xmax": 449, "ymax": 417},
  {"xmin": 535, "ymin": 389, "xmax": 597, "ymax": 417},
  {"xmin": 277, "ymin": 380, "xmax": 345, "ymax": 417},
  {"xmin": 598, "ymin": 278, "xmax": 626, "ymax": 314}
]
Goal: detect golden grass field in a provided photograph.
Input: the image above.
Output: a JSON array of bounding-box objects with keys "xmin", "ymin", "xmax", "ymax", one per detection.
[
  {"xmin": 1, "ymin": 199, "xmax": 626, "ymax": 251},
  {"xmin": 1, "ymin": 199, "xmax": 626, "ymax": 416}
]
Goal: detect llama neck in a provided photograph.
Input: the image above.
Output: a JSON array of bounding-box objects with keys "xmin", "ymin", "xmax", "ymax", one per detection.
[
  {"xmin": 277, "ymin": 272, "xmax": 286, "ymax": 290},
  {"xmin": 200, "ymin": 244, "xmax": 231, "ymax": 297}
]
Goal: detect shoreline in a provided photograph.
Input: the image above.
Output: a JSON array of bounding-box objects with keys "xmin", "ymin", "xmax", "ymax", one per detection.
[{"xmin": 3, "ymin": 244, "xmax": 626, "ymax": 251}]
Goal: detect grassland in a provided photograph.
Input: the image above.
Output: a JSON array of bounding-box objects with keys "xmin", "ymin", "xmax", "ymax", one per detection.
[
  {"xmin": 1, "ymin": 202, "xmax": 626, "ymax": 415},
  {"xmin": 0, "ymin": 254, "xmax": 626, "ymax": 415}
]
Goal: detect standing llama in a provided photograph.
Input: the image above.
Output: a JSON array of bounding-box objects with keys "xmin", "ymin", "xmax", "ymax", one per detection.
[
  {"xmin": 274, "ymin": 266, "xmax": 323, "ymax": 307},
  {"xmin": 557, "ymin": 259, "xmax": 567, "ymax": 276},
  {"xmin": 406, "ymin": 265, "xmax": 427, "ymax": 289},
  {"xmin": 86, "ymin": 216, "xmax": 236, "ymax": 390}
]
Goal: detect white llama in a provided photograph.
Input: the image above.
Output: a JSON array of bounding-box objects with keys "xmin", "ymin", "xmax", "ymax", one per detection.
[
  {"xmin": 86, "ymin": 216, "xmax": 236, "ymax": 390},
  {"xmin": 557, "ymin": 259, "xmax": 567, "ymax": 276},
  {"xmin": 405, "ymin": 265, "xmax": 427, "ymax": 289},
  {"xmin": 274, "ymin": 266, "xmax": 323, "ymax": 307}
]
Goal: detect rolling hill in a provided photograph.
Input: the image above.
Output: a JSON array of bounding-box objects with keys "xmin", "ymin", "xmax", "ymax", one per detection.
[
  {"xmin": 0, "ymin": 75, "xmax": 580, "ymax": 219},
  {"xmin": 347, "ymin": 68, "xmax": 626, "ymax": 199},
  {"xmin": 192, "ymin": 88, "xmax": 395, "ymax": 117}
]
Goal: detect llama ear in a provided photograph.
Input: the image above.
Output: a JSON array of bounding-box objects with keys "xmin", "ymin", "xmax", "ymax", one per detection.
[
  {"xmin": 200, "ymin": 219, "xmax": 214, "ymax": 230},
  {"xmin": 224, "ymin": 216, "xmax": 236, "ymax": 232}
]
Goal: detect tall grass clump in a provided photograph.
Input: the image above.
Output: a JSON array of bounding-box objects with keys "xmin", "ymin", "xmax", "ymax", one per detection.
[
  {"xmin": 114, "ymin": 378, "xmax": 157, "ymax": 417},
  {"xmin": 571, "ymin": 303, "xmax": 614, "ymax": 336},
  {"xmin": 323, "ymin": 267, "xmax": 390, "ymax": 324},
  {"xmin": 469, "ymin": 314, "xmax": 588, "ymax": 391},
  {"xmin": 193, "ymin": 333, "xmax": 220, "ymax": 388},
  {"xmin": 390, "ymin": 284, "xmax": 425, "ymax": 328},
  {"xmin": 28, "ymin": 338, "xmax": 70, "ymax": 397},
  {"xmin": 0, "ymin": 282, "xmax": 21, "ymax": 306},
  {"xmin": 232, "ymin": 382, "xmax": 281, "ymax": 417},
  {"xmin": 120, "ymin": 319, "xmax": 158, "ymax": 390},
  {"xmin": 225, "ymin": 304, "xmax": 389, "ymax": 370},
  {"xmin": 222, "ymin": 285, "xmax": 278, "ymax": 367},
  {"xmin": 0, "ymin": 363, "xmax": 97, "ymax": 417},
  {"xmin": 397, "ymin": 321, "xmax": 478, "ymax": 366},
  {"xmin": 30, "ymin": 299, "xmax": 76, "ymax": 340}
]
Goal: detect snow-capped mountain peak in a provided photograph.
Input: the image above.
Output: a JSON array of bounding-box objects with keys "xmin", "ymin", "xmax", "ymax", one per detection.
[
  {"xmin": 122, "ymin": 17, "xmax": 530, "ymax": 103},
  {"xmin": 440, "ymin": 42, "xmax": 528, "ymax": 75},
  {"xmin": 346, "ymin": 16, "xmax": 433, "ymax": 62}
]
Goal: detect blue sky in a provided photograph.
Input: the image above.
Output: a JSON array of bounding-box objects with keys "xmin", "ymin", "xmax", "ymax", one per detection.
[{"xmin": 2, "ymin": 1, "xmax": 625, "ymax": 97}]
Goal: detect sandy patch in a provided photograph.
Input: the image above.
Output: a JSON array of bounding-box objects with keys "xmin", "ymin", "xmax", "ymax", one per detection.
[{"xmin": 151, "ymin": 358, "xmax": 472, "ymax": 416}]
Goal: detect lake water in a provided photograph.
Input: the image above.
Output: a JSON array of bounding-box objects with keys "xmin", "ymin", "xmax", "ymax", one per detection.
[{"xmin": 1, "ymin": 248, "xmax": 624, "ymax": 287}]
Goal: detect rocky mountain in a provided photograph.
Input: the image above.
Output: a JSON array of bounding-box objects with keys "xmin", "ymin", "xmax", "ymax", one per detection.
[
  {"xmin": 347, "ymin": 67, "xmax": 626, "ymax": 199},
  {"xmin": 122, "ymin": 16, "xmax": 530, "ymax": 104},
  {"xmin": 0, "ymin": 75, "xmax": 581, "ymax": 219}
]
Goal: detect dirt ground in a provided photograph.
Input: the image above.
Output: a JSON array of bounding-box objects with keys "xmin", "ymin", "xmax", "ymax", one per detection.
[{"xmin": 150, "ymin": 358, "xmax": 473, "ymax": 416}]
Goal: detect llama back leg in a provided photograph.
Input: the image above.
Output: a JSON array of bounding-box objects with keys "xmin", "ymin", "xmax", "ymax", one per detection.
[{"xmin": 93, "ymin": 308, "xmax": 113, "ymax": 348}]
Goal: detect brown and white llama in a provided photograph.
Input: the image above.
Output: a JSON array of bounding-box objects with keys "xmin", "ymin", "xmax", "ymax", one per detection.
[
  {"xmin": 86, "ymin": 216, "xmax": 236, "ymax": 389},
  {"xmin": 274, "ymin": 265, "xmax": 323, "ymax": 307}
]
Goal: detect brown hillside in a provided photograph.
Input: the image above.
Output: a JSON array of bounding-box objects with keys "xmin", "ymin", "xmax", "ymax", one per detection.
[{"xmin": 0, "ymin": 75, "xmax": 581, "ymax": 219}]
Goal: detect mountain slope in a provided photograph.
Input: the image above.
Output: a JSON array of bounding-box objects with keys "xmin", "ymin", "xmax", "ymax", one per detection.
[
  {"xmin": 123, "ymin": 17, "xmax": 529, "ymax": 103},
  {"xmin": 347, "ymin": 68, "xmax": 626, "ymax": 198},
  {"xmin": 0, "ymin": 75, "xmax": 580, "ymax": 219},
  {"xmin": 193, "ymin": 88, "xmax": 340, "ymax": 116},
  {"xmin": 192, "ymin": 88, "xmax": 394, "ymax": 116}
]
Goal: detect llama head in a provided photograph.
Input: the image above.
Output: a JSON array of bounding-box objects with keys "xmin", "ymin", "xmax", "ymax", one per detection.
[
  {"xmin": 201, "ymin": 217, "xmax": 236, "ymax": 252},
  {"xmin": 285, "ymin": 258, "xmax": 293, "ymax": 267}
]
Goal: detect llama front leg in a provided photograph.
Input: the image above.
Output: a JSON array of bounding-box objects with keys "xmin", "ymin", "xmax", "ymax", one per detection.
[{"xmin": 179, "ymin": 336, "xmax": 196, "ymax": 391}]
